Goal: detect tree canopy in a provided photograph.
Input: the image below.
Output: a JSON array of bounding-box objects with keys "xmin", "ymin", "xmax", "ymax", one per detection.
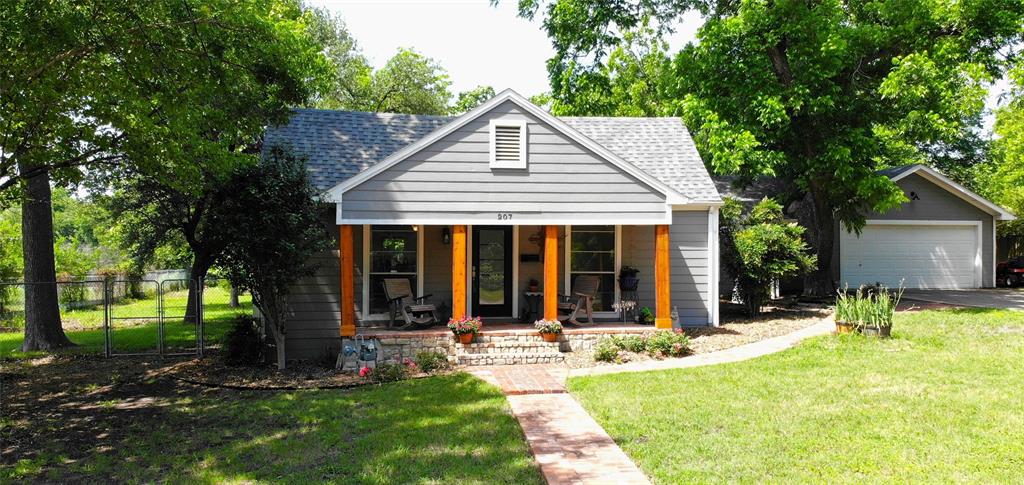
[
  {"xmin": 980, "ymin": 65, "xmax": 1024, "ymax": 238},
  {"xmin": 3, "ymin": 0, "xmax": 332, "ymax": 350},
  {"xmin": 518, "ymin": 0, "xmax": 1024, "ymax": 293}
]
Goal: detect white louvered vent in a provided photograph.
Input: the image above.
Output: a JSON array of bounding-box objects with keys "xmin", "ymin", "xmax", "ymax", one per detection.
[{"xmin": 489, "ymin": 120, "xmax": 527, "ymax": 169}]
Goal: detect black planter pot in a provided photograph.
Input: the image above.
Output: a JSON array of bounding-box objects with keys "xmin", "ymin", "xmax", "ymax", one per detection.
[{"xmin": 620, "ymin": 275, "xmax": 639, "ymax": 292}]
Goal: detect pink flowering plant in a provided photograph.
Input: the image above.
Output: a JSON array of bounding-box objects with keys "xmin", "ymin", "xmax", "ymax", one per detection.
[
  {"xmin": 447, "ymin": 316, "xmax": 482, "ymax": 335},
  {"xmin": 358, "ymin": 366, "xmax": 372, "ymax": 377}
]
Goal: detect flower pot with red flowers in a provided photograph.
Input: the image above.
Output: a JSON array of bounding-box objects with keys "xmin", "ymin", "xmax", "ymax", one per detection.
[
  {"xmin": 448, "ymin": 316, "xmax": 482, "ymax": 344},
  {"xmin": 534, "ymin": 319, "xmax": 562, "ymax": 342}
]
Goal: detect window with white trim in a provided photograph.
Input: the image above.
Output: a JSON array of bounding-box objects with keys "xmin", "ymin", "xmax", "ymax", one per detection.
[
  {"xmin": 368, "ymin": 225, "xmax": 418, "ymax": 315},
  {"xmin": 570, "ymin": 225, "xmax": 616, "ymax": 312},
  {"xmin": 489, "ymin": 120, "xmax": 527, "ymax": 169}
]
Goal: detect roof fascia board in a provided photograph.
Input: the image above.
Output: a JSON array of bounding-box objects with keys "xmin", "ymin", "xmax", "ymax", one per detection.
[
  {"xmin": 890, "ymin": 164, "xmax": 1015, "ymax": 221},
  {"xmin": 325, "ymin": 89, "xmax": 688, "ymax": 203}
]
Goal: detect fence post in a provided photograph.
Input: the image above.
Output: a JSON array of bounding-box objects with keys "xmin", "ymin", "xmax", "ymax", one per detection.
[
  {"xmin": 197, "ymin": 277, "xmax": 205, "ymax": 359},
  {"xmin": 103, "ymin": 278, "xmax": 111, "ymax": 358},
  {"xmin": 157, "ymin": 279, "xmax": 164, "ymax": 356}
]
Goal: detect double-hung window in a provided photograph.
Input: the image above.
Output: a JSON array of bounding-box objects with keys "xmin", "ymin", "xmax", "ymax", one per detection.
[
  {"xmin": 368, "ymin": 225, "xmax": 418, "ymax": 315},
  {"xmin": 569, "ymin": 225, "xmax": 617, "ymax": 312}
]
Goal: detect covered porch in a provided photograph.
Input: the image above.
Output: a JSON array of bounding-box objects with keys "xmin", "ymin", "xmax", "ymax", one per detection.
[{"xmin": 337, "ymin": 223, "xmax": 691, "ymax": 337}]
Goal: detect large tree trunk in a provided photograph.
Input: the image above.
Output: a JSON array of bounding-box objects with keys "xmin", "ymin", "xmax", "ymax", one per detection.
[
  {"xmin": 229, "ymin": 286, "xmax": 240, "ymax": 308},
  {"xmin": 19, "ymin": 166, "xmax": 73, "ymax": 351},
  {"xmin": 801, "ymin": 180, "xmax": 837, "ymax": 297},
  {"xmin": 183, "ymin": 252, "xmax": 212, "ymax": 324}
]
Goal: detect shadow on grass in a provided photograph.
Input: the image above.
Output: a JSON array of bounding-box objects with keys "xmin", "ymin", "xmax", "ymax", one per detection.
[{"xmin": 1, "ymin": 356, "xmax": 542, "ymax": 484}]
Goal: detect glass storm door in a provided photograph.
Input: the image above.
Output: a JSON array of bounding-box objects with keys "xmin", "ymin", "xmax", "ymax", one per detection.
[{"xmin": 473, "ymin": 226, "xmax": 513, "ymax": 317}]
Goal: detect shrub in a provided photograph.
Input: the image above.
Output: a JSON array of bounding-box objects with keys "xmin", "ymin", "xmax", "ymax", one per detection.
[
  {"xmin": 593, "ymin": 337, "xmax": 618, "ymax": 362},
  {"xmin": 646, "ymin": 330, "xmax": 690, "ymax": 357},
  {"xmin": 415, "ymin": 350, "xmax": 450, "ymax": 373},
  {"xmin": 720, "ymin": 197, "xmax": 816, "ymax": 316},
  {"xmin": 366, "ymin": 362, "xmax": 411, "ymax": 383},
  {"xmin": 611, "ymin": 335, "xmax": 647, "ymax": 353},
  {"xmin": 223, "ymin": 316, "xmax": 263, "ymax": 366}
]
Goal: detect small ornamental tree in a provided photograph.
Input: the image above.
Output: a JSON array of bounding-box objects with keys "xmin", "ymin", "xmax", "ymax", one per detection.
[
  {"xmin": 720, "ymin": 197, "xmax": 816, "ymax": 316},
  {"xmin": 217, "ymin": 147, "xmax": 330, "ymax": 369}
]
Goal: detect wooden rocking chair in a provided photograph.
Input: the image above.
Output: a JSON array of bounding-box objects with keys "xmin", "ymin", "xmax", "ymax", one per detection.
[
  {"xmin": 558, "ymin": 275, "xmax": 601, "ymax": 326},
  {"xmin": 383, "ymin": 278, "xmax": 439, "ymax": 330}
]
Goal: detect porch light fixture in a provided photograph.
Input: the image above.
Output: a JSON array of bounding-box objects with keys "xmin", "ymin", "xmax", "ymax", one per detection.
[{"xmin": 442, "ymin": 227, "xmax": 451, "ymax": 245}]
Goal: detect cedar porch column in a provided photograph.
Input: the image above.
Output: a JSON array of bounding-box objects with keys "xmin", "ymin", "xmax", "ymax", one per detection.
[
  {"xmin": 451, "ymin": 225, "xmax": 467, "ymax": 319},
  {"xmin": 655, "ymin": 224, "xmax": 672, "ymax": 329},
  {"xmin": 544, "ymin": 225, "xmax": 559, "ymax": 320},
  {"xmin": 339, "ymin": 225, "xmax": 356, "ymax": 337}
]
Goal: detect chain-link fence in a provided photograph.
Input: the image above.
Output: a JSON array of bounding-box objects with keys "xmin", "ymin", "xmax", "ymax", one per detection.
[{"xmin": 0, "ymin": 278, "xmax": 251, "ymax": 357}]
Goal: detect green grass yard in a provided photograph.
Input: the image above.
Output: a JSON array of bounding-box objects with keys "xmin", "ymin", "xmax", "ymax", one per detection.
[
  {"xmin": 570, "ymin": 308, "xmax": 1024, "ymax": 483},
  {"xmin": 2, "ymin": 369, "xmax": 543, "ymax": 484},
  {"xmin": 0, "ymin": 287, "xmax": 249, "ymax": 358}
]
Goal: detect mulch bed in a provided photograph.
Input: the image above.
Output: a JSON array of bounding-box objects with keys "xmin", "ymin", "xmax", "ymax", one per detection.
[{"xmin": 563, "ymin": 302, "xmax": 831, "ymax": 369}]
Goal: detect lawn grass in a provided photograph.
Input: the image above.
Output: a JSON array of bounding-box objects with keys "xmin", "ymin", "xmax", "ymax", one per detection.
[
  {"xmin": 569, "ymin": 308, "xmax": 1024, "ymax": 483},
  {"xmin": 0, "ymin": 287, "xmax": 249, "ymax": 359},
  {"xmin": 3, "ymin": 372, "xmax": 543, "ymax": 484}
]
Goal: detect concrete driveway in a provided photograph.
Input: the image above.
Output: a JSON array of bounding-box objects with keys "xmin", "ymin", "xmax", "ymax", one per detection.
[{"xmin": 901, "ymin": 288, "xmax": 1024, "ymax": 310}]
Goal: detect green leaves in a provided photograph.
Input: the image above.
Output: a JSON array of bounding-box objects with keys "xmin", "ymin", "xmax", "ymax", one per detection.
[{"xmin": 720, "ymin": 197, "xmax": 816, "ymax": 315}]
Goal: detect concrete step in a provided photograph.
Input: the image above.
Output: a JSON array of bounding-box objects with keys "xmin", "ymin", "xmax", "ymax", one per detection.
[
  {"xmin": 458, "ymin": 341, "xmax": 564, "ymax": 354},
  {"xmin": 458, "ymin": 353, "xmax": 566, "ymax": 366}
]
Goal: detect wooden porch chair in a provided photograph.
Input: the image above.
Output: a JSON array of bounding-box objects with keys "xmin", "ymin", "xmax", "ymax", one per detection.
[
  {"xmin": 558, "ymin": 275, "xmax": 601, "ymax": 326},
  {"xmin": 383, "ymin": 278, "xmax": 438, "ymax": 330}
]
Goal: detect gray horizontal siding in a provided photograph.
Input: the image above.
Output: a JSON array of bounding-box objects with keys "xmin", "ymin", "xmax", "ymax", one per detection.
[
  {"xmin": 621, "ymin": 211, "xmax": 711, "ymax": 326},
  {"xmin": 342, "ymin": 100, "xmax": 667, "ymax": 223},
  {"xmin": 283, "ymin": 224, "xmax": 362, "ymax": 360}
]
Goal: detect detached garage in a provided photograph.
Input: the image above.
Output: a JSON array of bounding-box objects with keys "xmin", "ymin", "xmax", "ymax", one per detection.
[{"xmin": 839, "ymin": 165, "xmax": 1016, "ymax": 289}]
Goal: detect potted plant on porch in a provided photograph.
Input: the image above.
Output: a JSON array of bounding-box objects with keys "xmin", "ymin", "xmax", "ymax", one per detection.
[
  {"xmin": 534, "ymin": 319, "xmax": 563, "ymax": 342},
  {"xmin": 448, "ymin": 316, "xmax": 482, "ymax": 344}
]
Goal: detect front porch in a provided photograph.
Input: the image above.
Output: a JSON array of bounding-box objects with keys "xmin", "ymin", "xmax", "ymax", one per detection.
[{"xmin": 337, "ymin": 223, "xmax": 691, "ymax": 337}]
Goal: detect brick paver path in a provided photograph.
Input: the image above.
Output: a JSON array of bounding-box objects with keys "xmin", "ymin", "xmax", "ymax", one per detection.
[
  {"xmin": 469, "ymin": 365, "xmax": 568, "ymax": 394},
  {"xmin": 508, "ymin": 394, "xmax": 651, "ymax": 484},
  {"xmin": 470, "ymin": 320, "xmax": 834, "ymax": 484}
]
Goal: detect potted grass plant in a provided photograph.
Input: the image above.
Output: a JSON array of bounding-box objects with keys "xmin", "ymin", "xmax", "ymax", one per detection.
[
  {"xmin": 834, "ymin": 285, "xmax": 903, "ymax": 337},
  {"xmin": 447, "ymin": 316, "xmax": 482, "ymax": 344},
  {"xmin": 534, "ymin": 319, "xmax": 563, "ymax": 342}
]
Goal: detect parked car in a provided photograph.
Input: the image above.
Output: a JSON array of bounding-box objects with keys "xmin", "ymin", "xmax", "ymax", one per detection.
[{"xmin": 997, "ymin": 257, "xmax": 1024, "ymax": 287}]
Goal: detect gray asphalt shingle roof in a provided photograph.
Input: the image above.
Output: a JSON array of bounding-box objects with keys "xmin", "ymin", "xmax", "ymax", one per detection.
[{"xmin": 264, "ymin": 108, "xmax": 721, "ymax": 202}]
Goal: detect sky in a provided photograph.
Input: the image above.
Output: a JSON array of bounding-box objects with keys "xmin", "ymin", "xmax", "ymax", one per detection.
[{"xmin": 306, "ymin": 0, "xmax": 703, "ymax": 97}]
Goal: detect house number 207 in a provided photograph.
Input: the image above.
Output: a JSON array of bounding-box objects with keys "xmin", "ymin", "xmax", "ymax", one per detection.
[{"xmin": 497, "ymin": 213, "xmax": 512, "ymax": 220}]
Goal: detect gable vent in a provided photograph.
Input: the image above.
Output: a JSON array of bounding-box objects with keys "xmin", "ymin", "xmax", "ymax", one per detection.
[{"xmin": 489, "ymin": 120, "xmax": 528, "ymax": 169}]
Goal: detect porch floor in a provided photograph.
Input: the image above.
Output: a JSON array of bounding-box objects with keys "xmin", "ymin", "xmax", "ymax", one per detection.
[{"xmin": 357, "ymin": 323, "xmax": 656, "ymax": 338}]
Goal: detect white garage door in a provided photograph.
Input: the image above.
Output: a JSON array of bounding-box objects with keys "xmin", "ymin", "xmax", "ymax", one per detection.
[{"xmin": 840, "ymin": 223, "xmax": 979, "ymax": 289}]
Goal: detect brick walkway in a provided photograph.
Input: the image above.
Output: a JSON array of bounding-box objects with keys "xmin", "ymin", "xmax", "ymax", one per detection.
[
  {"xmin": 468, "ymin": 365, "xmax": 568, "ymax": 394},
  {"xmin": 508, "ymin": 394, "xmax": 650, "ymax": 484}
]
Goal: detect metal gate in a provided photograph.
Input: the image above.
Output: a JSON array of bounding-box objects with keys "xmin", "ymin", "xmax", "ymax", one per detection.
[{"xmin": 104, "ymin": 278, "xmax": 215, "ymax": 357}]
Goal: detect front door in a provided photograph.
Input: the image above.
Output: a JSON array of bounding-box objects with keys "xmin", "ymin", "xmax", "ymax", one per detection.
[{"xmin": 473, "ymin": 226, "xmax": 513, "ymax": 317}]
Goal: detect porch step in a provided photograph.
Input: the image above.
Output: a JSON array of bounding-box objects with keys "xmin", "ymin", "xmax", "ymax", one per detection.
[
  {"xmin": 458, "ymin": 341, "xmax": 564, "ymax": 354},
  {"xmin": 457, "ymin": 352, "xmax": 565, "ymax": 366}
]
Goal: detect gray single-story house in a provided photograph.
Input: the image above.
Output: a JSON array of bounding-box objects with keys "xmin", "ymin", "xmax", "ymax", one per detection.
[
  {"xmin": 264, "ymin": 89, "xmax": 1013, "ymax": 358},
  {"xmin": 265, "ymin": 89, "xmax": 723, "ymax": 357}
]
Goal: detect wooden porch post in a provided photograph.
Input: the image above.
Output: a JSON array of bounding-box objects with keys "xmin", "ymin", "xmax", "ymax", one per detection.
[
  {"xmin": 655, "ymin": 224, "xmax": 672, "ymax": 329},
  {"xmin": 339, "ymin": 225, "xmax": 355, "ymax": 337},
  {"xmin": 452, "ymin": 225, "xmax": 467, "ymax": 319},
  {"xmin": 544, "ymin": 225, "xmax": 558, "ymax": 320}
]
